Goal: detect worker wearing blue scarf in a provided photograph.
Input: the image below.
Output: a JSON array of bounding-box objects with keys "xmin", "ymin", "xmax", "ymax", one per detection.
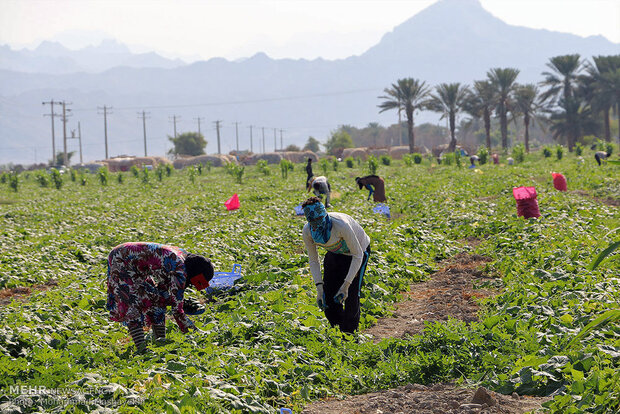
[{"xmin": 303, "ymin": 201, "xmax": 332, "ymax": 244}]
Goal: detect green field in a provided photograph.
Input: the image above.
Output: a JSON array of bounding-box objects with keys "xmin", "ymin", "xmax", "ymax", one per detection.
[{"xmin": 0, "ymin": 149, "xmax": 618, "ymax": 413}]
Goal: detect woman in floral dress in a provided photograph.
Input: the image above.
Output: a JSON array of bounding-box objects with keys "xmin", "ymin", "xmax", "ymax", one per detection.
[{"xmin": 106, "ymin": 242, "xmax": 213, "ymax": 353}]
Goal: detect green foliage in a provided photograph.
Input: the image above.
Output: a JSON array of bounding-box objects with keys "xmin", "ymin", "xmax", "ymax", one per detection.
[
  {"xmin": 556, "ymin": 145, "xmax": 564, "ymax": 160},
  {"xmin": 380, "ymin": 155, "xmax": 392, "ymax": 166},
  {"xmin": 130, "ymin": 165, "xmax": 140, "ymax": 177},
  {"xmin": 324, "ymin": 130, "xmax": 354, "ymax": 156},
  {"xmin": 454, "ymin": 150, "xmax": 462, "ymax": 167},
  {"xmin": 367, "ymin": 154, "xmax": 379, "ymax": 175},
  {"xmin": 512, "ymin": 144, "xmax": 525, "ymax": 163},
  {"xmin": 155, "ymin": 165, "xmax": 165, "ymax": 182},
  {"xmin": 413, "ymin": 153, "xmax": 423, "ymax": 164},
  {"xmin": 8, "ymin": 172, "xmax": 18, "ymax": 192},
  {"xmin": 206, "ymin": 161, "xmax": 213, "ymax": 172},
  {"xmin": 168, "ymin": 132, "xmax": 207, "ymax": 156},
  {"xmin": 188, "ymin": 165, "xmax": 196, "ymax": 183},
  {"xmin": 319, "ymin": 158, "xmax": 330, "ymax": 176},
  {"xmin": 542, "ymin": 147, "xmax": 552, "ymax": 158},
  {"xmin": 257, "ymin": 160, "xmax": 270, "ymax": 176},
  {"xmin": 97, "ymin": 167, "xmax": 109, "ymax": 186},
  {"xmin": 443, "ymin": 152, "xmax": 454, "ymax": 166},
  {"xmin": 197, "ymin": 163, "xmax": 203, "ymax": 175},
  {"xmin": 141, "ymin": 166, "xmax": 150, "ymax": 184},
  {"xmin": 117, "ymin": 172, "xmax": 124, "ymax": 184},
  {"xmin": 50, "ymin": 168, "xmax": 63, "ymax": 190},
  {"xmin": 303, "ymin": 136, "xmax": 321, "ymax": 153},
  {"xmin": 35, "ymin": 171, "xmax": 50, "ymax": 188},
  {"xmin": 165, "ymin": 164, "xmax": 173, "ymax": 177},
  {"xmin": 402, "ymin": 154, "xmax": 413, "ymax": 167},
  {"xmin": 280, "ymin": 159, "xmax": 294, "ymax": 179},
  {"xmin": 332, "ymin": 158, "xmax": 339, "ymax": 172},
  {"xmin": 345, "ymin": 157, "xmax": 355, "ymax": 168},
  {"xmin": 0, "ymin": 172, "xmax": 7, "ymax": 184},
  {"xmin": 226, "ymin": 162, "xmax": 245, "ymax": 184},
  {"xmin": 79, "ymin": 170, "xmax": 87, "ymax": 186},
  {"xmin": 70, "ymin": 168, "xmax": 77, "ymax": 182},
  {"xmin": 574, "ymin": 142, "xmax": 584, "ymax": 156},
  {"xmin": 477, "ymin": 146, "xmax": 489, "ymax": 165}
]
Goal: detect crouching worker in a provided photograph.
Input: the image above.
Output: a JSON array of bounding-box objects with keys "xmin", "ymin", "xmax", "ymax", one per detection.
[
  {"xmin": 302, "ymin": 197, "xmax": 371, "ymax": 333},
  {"xmin": 106, "ymin": 242, "xmax": 214, "ymax": 353},
  {"xmin": 355, "ymin": 175, "xmax": 386, "ymax": 202},
  {"xmin": 595, "ymin": 150, "xmax": 611, "ymax": 166},
  {"xmin": 308, "ymin": 175, "xmax": 332, "ymax": 208}
]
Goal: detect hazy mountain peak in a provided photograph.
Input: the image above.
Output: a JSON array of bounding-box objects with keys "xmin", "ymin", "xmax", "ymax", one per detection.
[
  {"xmin": 35, "ymin": 40, "xmax": 69, "ymax": 55},
  {"xmin": 84, "ymin": 39, "xmax": 131, "ymax": 54}
]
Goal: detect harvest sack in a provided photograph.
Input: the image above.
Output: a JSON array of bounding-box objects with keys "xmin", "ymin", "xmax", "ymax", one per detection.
[
  {"xmin": 551, "ymin": 173, "xmax": 567, "ymax": 192},
  {"xmin": 225, "ymin": 194, "xmax": 240, "ymax": 211},
  {"xmin": 513, "ymin": 186, "xmax": 541, "ymax": 219}
]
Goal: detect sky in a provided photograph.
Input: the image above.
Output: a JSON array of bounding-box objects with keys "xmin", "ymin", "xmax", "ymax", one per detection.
[{"xmin": 0, "ymin": 0, "xmax": 618, "ymax": 62}]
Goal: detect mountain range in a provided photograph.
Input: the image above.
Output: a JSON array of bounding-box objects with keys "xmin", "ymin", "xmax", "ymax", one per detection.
[{"xmin": 1, "ymin": 0, "xmax": 618, "ymax": 165}]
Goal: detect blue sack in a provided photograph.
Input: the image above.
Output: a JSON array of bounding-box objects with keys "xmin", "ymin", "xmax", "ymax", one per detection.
[
  {"xmin": 373, "ymin": 203, "xmax": 391, "ymax": 218},
  {"xmin": 205, "ymin": 264, "xmax": 242, "ymax": 294},
  {"xmin": 294, "ymin": 204, "xmax": 304, "ymax": 216}
]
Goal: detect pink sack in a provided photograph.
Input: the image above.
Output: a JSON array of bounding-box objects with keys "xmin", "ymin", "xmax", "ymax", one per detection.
[
  {"xmin": 492, "ymin": 154, "xmax": 499, "ymax": 165},
  {"xmin": 512, "ymin": 186, "xmax": 541, "ymax": 219},
  {"xmin": 224, "ymin": 193, "xmax": 240, "ymax": 211},
  {"xmin": 551, "ymin": 173, "xmax": 567, "ymax": 192}
]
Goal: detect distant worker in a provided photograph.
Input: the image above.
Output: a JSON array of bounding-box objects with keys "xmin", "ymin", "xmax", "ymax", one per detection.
[
  {"xmin": 507, "ymin": 157, "xmax": 514, "ymax": 165},
  {"xmin": 595, "ymin": 150, "xmax": 611, "ymax": 166},
  {"xmin": 355, "ymin": 175, "xmax": 386, "ymax": 202},
  {"xmin": 305, "ymin": 158, "xmax": 314, "ymax": 190},
  {"xmin": 106, "ymin": 242, "xmax": 214, "ymax": 353},
  {"xmin": 492, "ymin": 154, "xmax": 499, "ymax": 165},
  {"xmin": 301, "ymin": 197, "xmax": 371, "ymax": 334},
  {"xmin": 308, "ymin": 175, "xmax": 332, "ymax": 208},
  {"xmin": 469, "ymin": 155, "xmax": 480, "ymax": 169}
]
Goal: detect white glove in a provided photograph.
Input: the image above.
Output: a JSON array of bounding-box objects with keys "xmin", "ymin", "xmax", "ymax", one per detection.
[
  {"xmin": 316, "ymin": 283, "xmax": 327, "ymax": 310},
  {"xmin": 334, "ymin": 281, "xmax": 351, "ymax": 304}
]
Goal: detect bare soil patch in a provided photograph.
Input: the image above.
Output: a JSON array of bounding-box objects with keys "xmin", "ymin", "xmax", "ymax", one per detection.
[
  {"xmin": 0, "ymin": 279, "xmax": 58, "ymax": 306},
  {"xmin": 302, "ymin": 383, "xmax": 546, "ymax": 414},
  {"xmin": 365, "ymin": 253, "xmax": 494, "ymax": 342},
  {"xmin": 571, "ymin": 190, "xmax": 619, "ymax": 207}
]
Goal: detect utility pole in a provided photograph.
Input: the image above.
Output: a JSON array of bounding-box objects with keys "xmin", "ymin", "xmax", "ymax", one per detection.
[
  {"xmin": 279, "ymin": 129, "xmax": 284, "ymax": 150},
  {"xmin": 248, "ymin": 125, "xmax": 254, "ymax": 153},
  {"xmin": 98, "ymin": 105, "xmax": 112, "ymax": 159},
  {"xmin": 214, "ymin": 120, "xmax": 222, "ymax": 154},
  {"xmin": 69, "ymin": 121, "xmax": 83, "ymax": 164},
  {"xmin": 261, "ymin": 127, "xmax": 265, "ymax": 153},
  {"xmin": 233, "ymin": 121, "xmax": 240, "ymax": 152},
  {"xmin": 169, "ymin": 115, "xmax": 181, "ymax": 139},
  {"xmin": 194, "ymin": 117, "xmax": 205, "ymax": 136},
  {"xmin": 61, "ymin": 101, "xmax": 72, "ymax": 166},
  {"xmin": 138, "ymin": 111, "xmax": 150, "ymax": 156},
  {"xmin": 273, "ymin": 128, "xmax": 277, "ymax": 152},
  {"xmin": 42, "ymin": 100, "xmax": 59, "ymax": 165}
]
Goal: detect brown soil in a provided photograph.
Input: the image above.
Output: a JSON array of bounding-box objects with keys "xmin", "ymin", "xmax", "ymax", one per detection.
[
  {"xmin": 302, "ymin": 383, "xmax": 547, "ymax": 414},
  {"xmin": 365, "ymin": 253, "xmax": 494, "ymax": 342},
  {"xmin": 303, "ymin": 253, "xmax": 549, "ymax": 413},
  {"xmin": 0, "ymin": 279, "xmax": 58, "ymax": 306},
  {"xmin": 571, "ymin": 190, "xmax": 619, "ymax": 207}
]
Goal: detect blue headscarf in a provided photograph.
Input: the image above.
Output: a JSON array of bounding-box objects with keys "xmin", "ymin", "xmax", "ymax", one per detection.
[{"xmin": 303, "ymin": 202, "xmax": 332, "ymax": 244}]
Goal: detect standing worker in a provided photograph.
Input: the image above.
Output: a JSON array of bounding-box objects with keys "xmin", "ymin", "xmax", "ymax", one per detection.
[
  {"xmin": 305, "ymin": 158, "xmax": 314, "ymax": 190},
  {"xmin": 308, "ymin": 175, "xmax": 332, "ymax": 208},
  {"xmin": 302, "ymin": 197, "xmax": 371, "ymax": 334},
  {"xmin": 106, "ymin": 242, "xmax": 214, "ymax": 353},
  {"xmin": 355, "ymin": 175, "xmax": 386, "ymax": 202}
]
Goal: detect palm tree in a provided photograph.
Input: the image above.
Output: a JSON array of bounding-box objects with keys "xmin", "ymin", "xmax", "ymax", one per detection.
[
  {"xmin": 378, "ymin": 78, "xmax": 430, "ymax": 153},
  {"xmin": 488, "ymin": 68, "xmax": 520, "ymax": 150},
  {"xmin": 463, "ymin": 80, "xmax": 495, "ymax": 150},
  {"xmin": 512, "ymin": 84, "xmax": 542, "ymax": 153},
  {"xmin": 585, "ymin": 55, "xmax": 620, "ymax": 142},
  {"xmin": 426, "ymin": 83, "xmax": 470, "ymax": 152},
  {"xmin": 540, "ymin": 54, "xmax": 582, "ymax": 150}
]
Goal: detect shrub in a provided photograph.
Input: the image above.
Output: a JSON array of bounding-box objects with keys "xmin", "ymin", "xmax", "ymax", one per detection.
[
  {"xmin": 165, "ymin": 164, "xmax": 173, "ymax": 177},
  {"xmin": 367, "ymin": 154, "xmax": 379, "ymax": 175},
  {"xmin": 97, "ymin": 167, "xmax": 109, "ymax": 186},
  {"xmin": 280, "ymin": 159, "xmax": 294, "ymax": 179},
  {"xmin": 50, "ymin": 168, "xmax": 63, "ymax": 189},
  {"xmin": 319, "ymin": 158, "xmax": 330, "ymax": 176},
  {"xmin": 574, "ymin": 143, "xmax": 584, "ymax": 156},
  {"xmin": 226, "ymin": 162, "xmax": 245, "ymax": 183},
  {"xmin": 605, "ymin": 143, "xmax": 614, "ymax": 156},
  {"xmin": 35, "ymin": 171, "xmax": 49, "ymax": 188},
  {"xmin": 402, "ymin": 154, "xmax": 413, "ymax": 166},
  {"xmin": 454, "ymin": 151, "xmax": 462, "ymax": 167},
  {"xmin": 345, "ymin": 157, "xmax": 354, "ymax": 168},
  {"xmin": 332, "ymin": 158, "xmax": 339, "ymax": 172},
  {"xmin": 188, "ymin": 166, "xmax": 196, "ymax": 183},
  {"xmin": 380, "ymin": 155, "xmax": 392, "ymax": 166},
  {"xmin": 0, "ymin": 172, "xmax": 7, "ymax": 184},
  {"xmin": 413, "ymin": 153, "xmax": 423, "ymax": 164},
  {"xmin": 197, "ymin": 163, "xmax": 203, "ymax": 175},
  {"xmin": 542, "ymin": 146, "xmax": 552, "ymax": 158},
  {"xmin": 141, "ymin": 166, "xmax": 150, "ymax": 184},
  {"xmin": 155, "ymin": 165, "xmax": 165, "ymax": 182},
  {"xmin": 130, "ymin": 165, "xmax": 139, "ymax": 177},
  {"xmin": 206, "ymin": 161, "xmax": 212, "ymax": 172},
  {"xmin": 556, "ymin": 145, "xmax": 564, "ymax": 160},
  {"xmin": 512, "ymin": 144, "xmax": 525, "ymax": 163},
  {"xmin": 443, "ymin": 153, "xmax": 454, "ymax": 166},
  {"xmin": 9, "ymin": 172, "xmax": 18, "ymax": 192},
  {"xmin": 79, "ymin": 171, "xmax": 87, "ymax": 186},
  {"xmin": 117, "ymin": 173, "xmax": 124, "ymax": 184},
  {"xmin": 477, "ymin": 146, "xmax": 489, "ymax": 165},
  {"xmin": 70, "ymin": 168, "xmax": 77, "ymax": 182},
  {"xmin": 257, "ymin": 160, "xmax": 270, "ymax": 176}
]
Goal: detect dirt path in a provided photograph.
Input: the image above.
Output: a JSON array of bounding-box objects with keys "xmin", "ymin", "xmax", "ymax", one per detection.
[
  {"xmin": 302, "ymin": 252, "xmax": 549, "ymax": 413},
  {"xmin": 0, "ymin": 279, "xmax": 58, "ymax": 306}
]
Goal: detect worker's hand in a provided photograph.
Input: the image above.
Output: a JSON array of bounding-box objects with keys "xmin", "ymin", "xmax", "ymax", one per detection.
[
  {"xmin": 334, "ymin": 281, "xmax": 351, "ymax": 304},
  {"xmin": 316, "ymin": 284, "xmax": 327, "ymax": 310}
]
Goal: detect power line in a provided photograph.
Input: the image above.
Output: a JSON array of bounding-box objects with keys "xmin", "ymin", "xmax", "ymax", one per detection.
[
  {"xmin": 42, "ymin": 99, "xmax": 60, "ymax": 164},
  {"xmin": 61, "ymin": 101, "xmax": 72, "ymax": 166},
  {"xmin": 194, "ymin": 116, "xmax": 205, "ymax": 136},
  {"xmin": 97, "ymin": 105, "xmax": 112, "ymax": 159},
  {"xmin": 138, "ymin": 111, "xmax": 151, "ymax": 156},
  {"xmin": 233, "ymin": 121, "xmax": 241, "ymax": 152}
]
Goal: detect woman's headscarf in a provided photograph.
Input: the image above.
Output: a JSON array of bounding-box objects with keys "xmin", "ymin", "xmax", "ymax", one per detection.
[{"xmin": 303, "ymin": 201, "xmax": 332, "ymax": 244}]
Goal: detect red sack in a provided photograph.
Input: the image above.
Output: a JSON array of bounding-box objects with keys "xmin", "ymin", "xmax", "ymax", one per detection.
[
  {"xmin": 224, "ymin": 193, "xmax": 240, "ymax": 211},
  {"xmin": 512, "ymin": 186, "xmax": 541, "ymax": 219},
  {"xmin": 492, "ymin": 154, "xmax": 499, "ymax": 165},
  {"xmin": 551, "ymin": 173, "xmax": 567, "ymax": 192}
]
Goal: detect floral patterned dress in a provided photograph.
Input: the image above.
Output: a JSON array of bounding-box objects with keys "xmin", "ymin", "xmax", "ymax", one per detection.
[{"xmin": 106, "ymin": 242, "xmax": 193, "ymax": 332}]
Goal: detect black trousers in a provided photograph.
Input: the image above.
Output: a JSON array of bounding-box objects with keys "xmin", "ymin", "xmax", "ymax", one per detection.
[{"xmin": 323, "ymin": 246, "xmax": 370, "ymax": 333}]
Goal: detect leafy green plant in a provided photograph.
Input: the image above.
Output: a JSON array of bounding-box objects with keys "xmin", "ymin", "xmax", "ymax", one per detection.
[
  {"xmin": 141, "ymin": 166, "xmax": 150, "ymax": 184},
  {"xmin": 542, "ymin": 146, "xmax": 552, "ymax": 158},
  {"xmin": 512, "ymin": 144, "xmax": 525, "ymax": 163},
  {"xmin": 98, "ymin": 166, "xmax": 109, "ymax": 186},
  {"xmin": 477, "ymin": 146, "xmax": 489, "ymax": 165},
  {"xmin": 155, "ymin": 165, "xmax": 165, "ymax": 182},
  {"xmin": 79, "ymin": 170, "xmax": 87, "ymax": 186},
  {"xmin": 574, "ymin": 143, "xmax": 583, "ymax": 156},
  {"xmin": 226, "ymin": 162, "xmax": 245, "ymax": 183},
  {"xmin": 50, "ymin": 168, "xmax": 63, "ymax": 189},
  {"xmin": 165, "ymin": 163, "xmax": 173, "ymax": 177},
  {"xmin": 280, "ymin": 159, "xmax": 294, "ymax": 179},
  {"xmin": 345, "ymin": 157, "xmax": 354, "ymax": 168},
  {"xmin": 117, "ymin": 172, "xmax": 124, "ymax": 184},
  {"xmin": 257, "ymin": 160, "xmax": 270, "ymax": 176},
  {"xmin": 332, "ymin": 158, "xmax": 339, "ymax": 171},
  {"xmin": 380, "ymin": 155, "xmax": 392, "ymax": 166},
  {"xmin": 8, "ymin": 172, "xmax": 18, "ymax": 192},
  {"xmin": 320, "ymin": 158, "xmax": 330, "ymax": 176},
  {"xmin": 188, "ymin": 165, "xmax": 196, "ymax": 183},
  {"xmin": 130, "ymin": 165, "xmax": 140, "ymax": 177},
  {"xmin": 367, "ymin": 154, "xmax": 379, "ymax": 175},
  {"xmin": 35, "ymin": 171, "xmax": 50, "ymax": 187},
  {"xmin": 454, "ymin": 150, "xmax": 462, "ymax": 167},
  {"xmin": 556, "ymin": 145, "xmax": 564, "ymax": 160},
  {"xmin": 70, "ymin": 168, "xmax": 77, "ymax": 182},
  {"xmin": 206, "ymin": 161, "xmax": 212, "ymax": 172},
  {"xmin": 402, "ymin": 154, "xmax": 413, "ymax": 166},
  {"xmin": 0, "ymin": 172, "xmax": 7, "ymax": 184},
  {"xmin": 442, "ymin": 153, "xmax": 454, "ymax": 165},
  {"xmin": 413, "ymin": 153, "xmax": 423, "ymax": 164}
]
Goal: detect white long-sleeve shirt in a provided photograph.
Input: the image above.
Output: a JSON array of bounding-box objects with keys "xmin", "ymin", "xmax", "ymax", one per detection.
[{"xmin": 302, "ymin": 212, "xmax": 370, "ymax": 286}]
